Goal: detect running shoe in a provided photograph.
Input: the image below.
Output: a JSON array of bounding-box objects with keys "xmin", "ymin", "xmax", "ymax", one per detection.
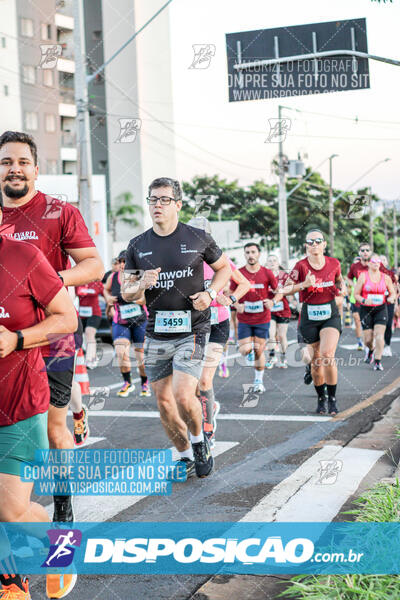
[
  {"xmin": 140, "ymin": 382, "xmax": 151, "ymax": 397},
  {"xmin": 276, "ymin": 359, "xmax": 288, "ymax": 369},
  {"xmin": 86, "ymin": 360, "xmax": 98, "ymax": 370},
  {"xmin": 269, "ymin": 354, "xmax": 278, "ymax": 365},
  {"xmin": 117, "ymin": 382, "xmax": 135, "ymax": 397},
  {"xmin": 46, "ymin": 573, "xmax": 77, "ymax": 599},
  {"xmin": 374, "ymin": 362, "xmax": 384, "ymax": 371},
  {"xmin": 265, "ymin": 360, "xmax": 274, "ymax": 369},
  {"xmin": 205, "ymin": 430, "xmax": 216, "ymax": 450},
  {"xmin": 328, "ymin": 398, "xmax": 338, "ymax": 416},
  {"xmin": 227, "ymin": 337, "xmax": 236, "ymax": 345},
  {"xmin": 73, "ymin": 404, "xmax": 89, "ymax": 446},
  {"xmin": 316, "ymin": 396, "xmax": 327, "ymax": 415},
  {"xmin": 53, "ymin": 496, "xmax": 74, "ymax": 523},
  {"xmin": 168, "ymin": 457, "xmax": 195, "ymax": 480},
  {"xmin": 382, "ymin": 346, "xmax": 392, "ymax": 357},
  {"xmin": 304, "ymin": 364, "xmax": 312, "ymax": 385},
  {"xmin": 0, "ymin": 577, "xmax": 31, "ymax": 599},
  {"xmin": 218, "ymin": 363, "xmax": 229, "ymax": 378},
  {"xmin": 192, "ymin": 434, "xmax": 214, "ymax": 478},
  {"xmin": 357, "ymin": 341, "xmax": 363, "ymax": 351},
  {"xmin": 364, "ymin": 348, "xmax": 374, "ymax": 364},
  {"xmin": 253, "ymin": 382, "xmax": 265, "ymax": 394},
  {"xmin": 246, "ymin": 350, "xmax": 255, "ymax": 365}
]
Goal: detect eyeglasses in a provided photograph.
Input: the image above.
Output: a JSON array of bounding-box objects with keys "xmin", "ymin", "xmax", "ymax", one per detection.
[
  {"xmin": 360, "ymin": 249, "xmax": 370, "ymax": 253},
  {"xmin": 305, "ymin": 238, "xmax": 324, "ymax": 246},
  {"xmin": 146, "ymin": 196, "xmax": 176, "ymax": 205}
]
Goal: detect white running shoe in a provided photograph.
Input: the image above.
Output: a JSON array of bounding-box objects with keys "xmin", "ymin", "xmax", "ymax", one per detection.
[
  {"xmin": 382, "ymin": 346, "xmax": 392, "ymax": 357},
  {"xmin": 277, "ymin": 359, "xmax": 288, "ymax": 369},
  {"xmin": 252, "ymin": 383, "xmax": 265, "ymax": 393}
]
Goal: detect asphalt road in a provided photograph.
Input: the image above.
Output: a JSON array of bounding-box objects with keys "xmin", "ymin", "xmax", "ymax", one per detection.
[{"xmin": 31, "ymin": 322, "xmax": 400, "ymax": 599}]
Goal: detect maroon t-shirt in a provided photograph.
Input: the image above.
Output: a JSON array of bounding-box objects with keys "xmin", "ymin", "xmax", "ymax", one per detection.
[
  {"xmin": 231, "ymin": 266, "xmax": 278, "ymax": 324},
  {"xmin": 290, "ymin": 256, "xmax": 341, "ymax": 304},
  {"xmin": 2, "ymin": 191, "xmax": 95, "ymax": 356},
  {"xmin": 0, "ymin": 236, "xmax": 63, "ymax": 425},
  {"xmin": 268, "ymin": 270, "xmax": 291, "ymax": 318},
  {"xmin": 76, "ymin": 281, "xmax": 104, "ymax": 318}
]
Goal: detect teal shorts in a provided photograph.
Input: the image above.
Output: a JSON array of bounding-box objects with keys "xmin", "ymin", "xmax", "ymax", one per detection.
[{"xmin": 0, "ymin": 413, "xmax": 48, "ymax": 477}]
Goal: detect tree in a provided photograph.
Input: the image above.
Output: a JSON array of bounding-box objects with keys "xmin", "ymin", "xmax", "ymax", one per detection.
[{"xmin": 108, "ymin": 191, "xmax": 143, "ymax": 242}]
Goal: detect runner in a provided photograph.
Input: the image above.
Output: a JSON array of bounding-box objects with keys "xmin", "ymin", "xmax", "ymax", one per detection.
[
  {"xmin": 0, "ymin": 131, "xmax": 104, "ymax": 549},
  {"xmin": 283, "ymin": 229, "xmax": 344, "ymax": 415},
  {"xmin": 347, "ymin": 244, "xmax": 373, "ymax": 351},
  {"xmin": 265, "ymin": 254, "xmax": 292, "ymax": 369},
  {"xmin": 123, "ymin": 177, "xmax": 230, "ymax": 478},
  {"xmin": 103, "ymin": 250, "xmax": 150, "ymax": 398},
  {"xmin": 0, "ymin": 209, "xmax": 78, "ymax": 600},
  {"xmin": 188, "ymin": 217, "xmax": 250, "ymax": 448},
  {"xmin": 354, "ymin": 254, "xmax": 396, "ymax": 370},
  {"xmin": 380, "ymin": 255, "xmax": 399, "ymax": 357},
  {"xmin": 102, "ymin": 257, "xmax": 119, "ymax": 284},
  {"xmin": 75, "ymin": 280, "xmax": 104, "ymax": 369},
  {"xmin": 232, "ymin": 243, "xmax": 281, "ymax": 393}
]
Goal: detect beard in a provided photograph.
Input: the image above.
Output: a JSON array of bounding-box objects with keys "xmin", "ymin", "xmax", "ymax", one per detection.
[{"xmin": 4, "ymin": 181, "xmax": 29, "ymax": 198}]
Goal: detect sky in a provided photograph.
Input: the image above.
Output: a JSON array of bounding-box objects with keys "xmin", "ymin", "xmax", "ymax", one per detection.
[{"xmin": 161, "ymin": 0, "xmax": 400, "ymax": 203}]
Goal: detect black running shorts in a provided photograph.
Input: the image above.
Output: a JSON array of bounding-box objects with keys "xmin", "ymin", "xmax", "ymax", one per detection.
[
  {"xmin": 360, "ymin": 304, "xmax": 388, "ymax": 330},
  {"xmin": 299, "ymin": 300, "xmax": 342, "ymax": 345}
]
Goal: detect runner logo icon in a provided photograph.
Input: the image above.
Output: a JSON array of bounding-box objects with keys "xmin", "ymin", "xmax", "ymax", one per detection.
[
  {"xmin": 0, "ymin": 306, "xmax": 10, "ymax": 318},
  {"xmin": 42, "ymin": 529, "xmax": 82, "ymax": 568}
]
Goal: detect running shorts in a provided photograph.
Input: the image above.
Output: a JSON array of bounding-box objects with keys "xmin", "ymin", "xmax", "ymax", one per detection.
[
  {"xmin": 143, "ymin": 333, "xmax": 208, "ymax": 383},
  {"xmin": 112, "ymin": 320, "xmax": 146, "ymax": 346},
  {"xmin": 350, "ymin": 304, "xmax": 361, "ymax": 314},
  {"xmin": 360, "ymin": 304, "xmax": 388, "ymax": 330},
  {"xmin": 81, "ymin": 315, "xmax": 101, "ymax": 330},
  {"xmin": 271, "ymin": 315, "xmax": 290, "ymax": 324},
  {"xmin": 299, "ymin": 300, "xmax": 342, "ymax": 345},
  {"xmin": 0, "ymin": 413, "xmax": 48, "ymax": 476},
  {"xmin": 238, "ymin": 322, "xmax": 270, "ymax": 340},
  {"xmin": 209, "ymin": 318, "xmax": 230, "ymax": 345}
]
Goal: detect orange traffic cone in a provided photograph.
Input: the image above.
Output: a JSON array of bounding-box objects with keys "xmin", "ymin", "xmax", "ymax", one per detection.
[{"xmin": 74, "ymin": 348, "xmax": 90, "ymax": 395}]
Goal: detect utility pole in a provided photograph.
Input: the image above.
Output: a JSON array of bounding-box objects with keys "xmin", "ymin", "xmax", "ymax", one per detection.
[
  {"xmin": 73, "ymin": 0, "xmax": 93, "ymax": 234},
  {"xmin": 278, "ymin": 105, "xmax": 289, "ymax": 269},
  {"xmin": 328, "ymin": 154, "xmax": 338, "ymax": 256},
  {"xmin": 369, "ymin": 187, "xmax": 374, "ymax": 251},
  {"xmin": 383, "ymin": 200, "xmax": 389, "ymax": 258},
  {"xmin": 394, "ymin": 201, "xmax": 398, "ymax": 271}
]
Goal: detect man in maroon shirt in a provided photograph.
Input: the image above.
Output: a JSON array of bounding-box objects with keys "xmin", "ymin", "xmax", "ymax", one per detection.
[{"xmin": 0, "ymin": 131, "xmax": 104, "ymax": 535}]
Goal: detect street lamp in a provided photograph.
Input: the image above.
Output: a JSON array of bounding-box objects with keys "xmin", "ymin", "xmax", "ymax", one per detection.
[{"xmin": 328, "ymin": 154, "xmax": 339, "ymax": 255}]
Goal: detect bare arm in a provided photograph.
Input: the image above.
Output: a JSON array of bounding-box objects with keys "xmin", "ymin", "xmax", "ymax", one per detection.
[
  {"xmin": 229, "ymin": 267, "xmax": 251, "ymax": 301},
  {"xmin": 354, "ymin": 273, "xmax": 366, "ymax": 304},
  {"xmin": 60, "ymin": 247, "xmax": 105, "ymax": 286},
  {"xmin": 386, "ymin": 276, "xmax": 396, "ymax": 303},
  {"xmin": 190, "ymin": 254, "xmax": 231, "ymax": 311}
]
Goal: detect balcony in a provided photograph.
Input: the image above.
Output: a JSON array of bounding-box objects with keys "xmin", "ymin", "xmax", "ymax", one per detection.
[
  {"xmin": 59, "ymin": 102, "xmax": 76, "ymax": 117},
  {"xmin": 61, "ymin": 147, "xmax": 77, "ymax": 161},
  {"xmin": 57, "ymin": 57, "xmax": 75, "ymax": 74},
  {"xmin": 55, "ymin": 13, "xmax": 74, "ymax": 31}
]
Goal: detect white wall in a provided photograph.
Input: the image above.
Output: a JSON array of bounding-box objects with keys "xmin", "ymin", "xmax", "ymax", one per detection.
[{"xmin": 0, "ymin": 1, "xmax": 22, "ymax": 132}]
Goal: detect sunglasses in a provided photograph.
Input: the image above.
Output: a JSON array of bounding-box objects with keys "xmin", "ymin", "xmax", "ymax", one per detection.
[
  {"xmin": 305, "ymin": 238, "xmax": 324, "ymax": 246},
  {"xmin": 370, "ymin": 258, "xmax": 380, "ymax": 264},
  {"xmin": 360, "ymin": 249, "xmax": 370, "ymax": 253}
]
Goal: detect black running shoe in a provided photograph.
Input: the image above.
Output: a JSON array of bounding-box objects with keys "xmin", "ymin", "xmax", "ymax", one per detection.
[
  {"xmin": 316, "ymin": 396, "xmax": 327, "ymax": 415},
  {"xmin": 53, "ymin": 495, "xmax": 74, "ymax": 522},
  {"xmin": 328, "ymin": 398, "xmax": 338, "ymax": 415},
  {"xmin": 192, "ymin": 434, "xmax": 214, "ymax": 478},
  {"xmin": 304, "ymin": 364, "xmax": 312, "ymax": 385},
  {"xmin": 168, "ymin": 457, "xmax": 195, "ymax": 480}
]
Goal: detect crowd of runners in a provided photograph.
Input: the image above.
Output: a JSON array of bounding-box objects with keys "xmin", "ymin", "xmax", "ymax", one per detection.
[{"xmin": 0, "ymin": 131, "xmax": 399, "ymax": 598}]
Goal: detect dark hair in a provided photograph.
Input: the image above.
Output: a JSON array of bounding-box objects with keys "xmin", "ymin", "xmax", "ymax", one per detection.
[
  {"xmin": 148, "ymin": 177, "xmax": 182, "ymax": 202},
  {"xmin": 0, "ymin": 130, "xmax": 38, "ymax": 165},
  {"xmin": 358, "ymin": 242, "xmax": 370, "ymax": 250},
  {"xmin": 305, "ymin": 228, "xmax": 324, "ymax": 239},
  {"xmin": 118, "ymin": 250, "xmax": 127, "ymax": 261},
  {"xmin": 244, "ymin": 242, "xmax": 261, "ymax": 252}
]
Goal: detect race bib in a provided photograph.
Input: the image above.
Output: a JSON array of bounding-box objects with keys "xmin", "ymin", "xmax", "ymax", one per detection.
[
  {"xmin": 307, "ymin": 303, "xmax": 332, "ymax": 321},
  {"xmin": 79, "ymin": 306, "xmax": 93, "ymax": 317},
  {"xmin": 271, "ymin": 301, "xmax": 284, "ymax": 312},
  {"xmin": 367, "ymin": 294, "xmax": 384, "ymax": 305},
  {"xmin": 210, "ymin": 307, "xmax": 219, "ymax": 325},
  {"xmin": 154, "ymin": 310, "xmax": 191, "ymax": 333},
  {"xmin": 244, "ymin": 300, "xmax": 264, "ymax": 313},
  {"xmin": 120, "ymin": 303, "xmax": 142, "ymax": 320}
]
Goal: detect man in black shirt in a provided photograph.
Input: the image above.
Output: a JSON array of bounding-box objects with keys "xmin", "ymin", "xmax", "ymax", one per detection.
[{"xmin": 123, "ymin": 177, "xmax": 230, "ymax": 478}]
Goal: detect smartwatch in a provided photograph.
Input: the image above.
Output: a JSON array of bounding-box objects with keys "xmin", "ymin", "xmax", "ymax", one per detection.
[
  {"xmin": 57, "ymin": 272, "xmax": 64, "ymax": 284},
  {"xmin": 229, "ymin": 295, "xmax": 237, "ymax": 304},
  {"xmin": 15, "ymin": 330, "xmax": 24, "ymax": 351},
  {"xmin": 207, "ymin": 288, "xmax": 217, "ymax": 301}
]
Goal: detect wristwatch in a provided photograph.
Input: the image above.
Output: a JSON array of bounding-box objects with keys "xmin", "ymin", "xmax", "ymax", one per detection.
[
  {"xmin": 15, "ymin": 330, "xmax": 24, "ymax": 351},
  {"xmin": 207, "ymin": 288, "xmax": 217, "ymax": 301},
  {"xmin": 229, "ymin": 294, "xmax": 237, "ymax": 304}
]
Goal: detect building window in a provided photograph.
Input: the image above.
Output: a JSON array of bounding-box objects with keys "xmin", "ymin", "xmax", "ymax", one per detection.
[
  {"xmin": 43, "ymin": 69, "xmax": 54, "ymax": 86},
  {"xmin": 21, "ymin": 18, "xmax": 34, "ymax": 37},
  {"xmin": 22, "ymin": 65, "xmax": 35, "ymax": 84},
  {"xmin": 98, "ymin": 160, "xmax": 107, "ymax": 170},
  {"xmin": 47, "ymin": 159, "xmax": 58, "ymax": 174},
  {"xmin": 92, "ymin": 30, "xmax": 102, "ymax": 40},
  {"xmin": 25, "ymin": 112, "xmax": 38, "ymax": 131},
  {"xmin": 41, "ymin": 23, "xmax": 52, "ymax": 40},
  {"xmin": 1, "ymin": 38, "xmax": 6, "ymax": 48},
  {"xmin": 4, "ymin": 85, "xmax": 8, "ymax": 96},
  {"xmin": 45, "ymin": 114, "xmax": 56, "ymax": 133},
  {"xmin": 96, "ymin": 115, "xmax": 106, "ymax": 127}
]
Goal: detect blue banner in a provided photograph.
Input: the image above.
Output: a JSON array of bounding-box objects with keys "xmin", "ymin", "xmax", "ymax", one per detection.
[{"xmin": 1, "ymin": 522, "xmax": 400, "ymax": 574}]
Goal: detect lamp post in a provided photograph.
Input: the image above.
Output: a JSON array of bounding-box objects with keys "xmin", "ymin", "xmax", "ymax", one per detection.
[{"xmin": 328, "ymin": 154, "xmax": 339, "ymax": 255}]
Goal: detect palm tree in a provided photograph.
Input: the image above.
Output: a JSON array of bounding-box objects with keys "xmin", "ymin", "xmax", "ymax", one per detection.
[{"xmin": 108, "ymin": 191, "xmax": 143, "ymax": 242}]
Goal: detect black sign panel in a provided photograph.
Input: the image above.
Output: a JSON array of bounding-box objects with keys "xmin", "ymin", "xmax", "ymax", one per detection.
[{"xmin": 226, "ymin": 19, "xmax": 370, "ymax": 101}]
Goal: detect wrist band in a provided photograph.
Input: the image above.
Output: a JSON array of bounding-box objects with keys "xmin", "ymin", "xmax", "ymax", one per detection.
[
  {"xmin": 15, "ymin": 330, "xmax": 24, "ymax": 351},
  {"xmin": 57, "ymin": 272, "xmax": 64, "ymax": 284}
]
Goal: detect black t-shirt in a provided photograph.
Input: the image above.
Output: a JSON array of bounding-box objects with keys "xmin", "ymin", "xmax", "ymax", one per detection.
[{"xmin": 125, "ymin": 222, "xmax": 222, "ymax": 339}]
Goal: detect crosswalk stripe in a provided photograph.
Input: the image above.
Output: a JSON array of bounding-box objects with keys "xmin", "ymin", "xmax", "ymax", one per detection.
[
  {"xmin": 44, "ymin": 441, "xmax": 238, "ymax": 522},
  {"xmin": 86, "ymin": 410, "xmax": 331, "ymax": 422},
  {"xmin": 241, "ymin": 444, "xmax": 383, "ymax": 522}
]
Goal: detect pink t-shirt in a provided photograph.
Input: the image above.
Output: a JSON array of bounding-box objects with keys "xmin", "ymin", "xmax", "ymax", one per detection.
[{"xmin": 204, "ymin": 258, "xmax": 236, "ymax": 324}]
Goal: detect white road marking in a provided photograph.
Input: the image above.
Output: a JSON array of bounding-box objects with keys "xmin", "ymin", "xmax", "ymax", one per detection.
[
  {"xmin": 78, "ymin": 436, "xmax": 106, "ymax": 448},
  {"xmin": 242, "ymin": 445, "xmax": 383, "ymax": 522},
  {"xmin": 87, "ymin": 410, "xmax": 331, "ymax": 422},
  {"xmin": 44, "ymin": 441, "xmax": 238, "ymax": 521}
]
